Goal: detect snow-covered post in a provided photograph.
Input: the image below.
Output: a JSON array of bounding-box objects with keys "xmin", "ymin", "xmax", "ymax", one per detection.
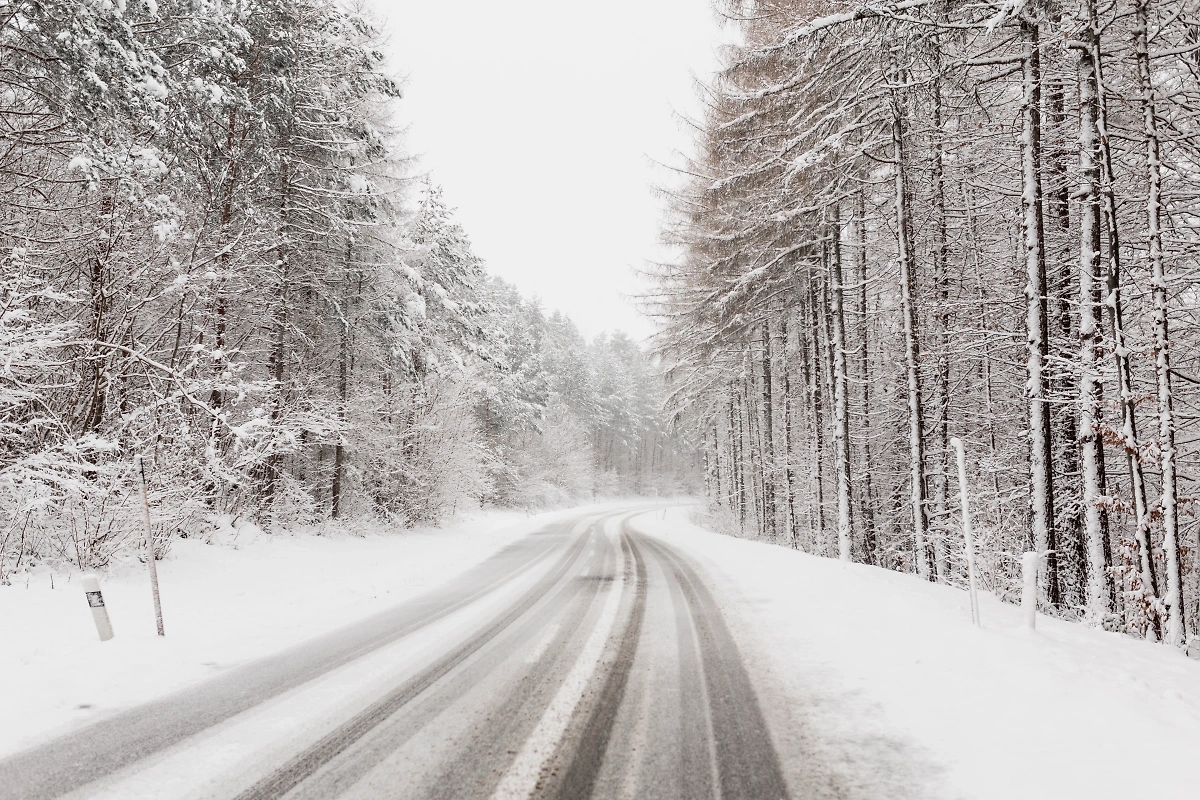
[
  {"xmin": 134, "ymin": 455, "xmax": 165, "ymax": 637},
  {"xmin": 1021, "ymin": 552, "xmax": 1040, "ymax": 631},
  {"xmin": 950, "ymin": 438, "xmax": 980, "ymax": 627},
  {"xmin": 81, "ymin": 575, "xmax": 114, "ymax": 641}
]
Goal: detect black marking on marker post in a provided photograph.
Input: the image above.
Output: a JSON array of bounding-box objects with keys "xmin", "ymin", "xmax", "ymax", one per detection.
[{"xmin": 85, "ymin": 591, "xmax": 105, "ymax": 608}]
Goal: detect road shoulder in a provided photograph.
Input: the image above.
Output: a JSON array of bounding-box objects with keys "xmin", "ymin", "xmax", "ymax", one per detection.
[{"xmin": 0, "ymin": 508, "xmax": 566, "ymax": 758}]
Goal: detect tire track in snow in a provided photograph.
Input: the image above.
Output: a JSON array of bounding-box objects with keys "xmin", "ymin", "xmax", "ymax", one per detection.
[
  {"xmin": 0, "ymin": 515, "xmax": 591, "ymax": 800},
  {"xmin": 550, "ymin": 526, "xmax": 649, "ymax": 799},
  {"xmin": 232, "ymin": 526, "xmax": 596, "ymax": 800},
  {"xmin": 487, "ymin": 527, "xmax": 629, "ymax": 800},
  {"xmin": 636, "ymin": 534, "xmax": 789, "ymax": 800}
]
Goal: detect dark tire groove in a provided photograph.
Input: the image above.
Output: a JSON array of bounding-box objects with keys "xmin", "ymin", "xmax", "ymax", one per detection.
[
  {"xmin": 552, "ymin": 525, "xmax": 649, "ymax": 799},
  {"xmin": 233, "ymin": 527, "xmax": 595, "ymax": 800},
  {"xmin": 637, "ymin": 535, "xmax": 790, "ymax": 800},
  {"xmin": 0, "ymin": 523, "xmax": 581, "ymax": 800},
  {"xmin": 291, "ymin": 535, "xmax": 613, "ymax": 800}
]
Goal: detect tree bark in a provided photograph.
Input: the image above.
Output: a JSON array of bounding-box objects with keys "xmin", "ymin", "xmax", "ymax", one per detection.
[
  {"xmin": 1077, "ymin": 18, "xmax": 1115, "ymax": 622},
  {"xmin": 769, "ymin": 316, "xmax": 792, "ymax": 542},
  {"xmin": 1136, "ymin": 0, "xmax": 1186, "ymax": 646},
  {"xmin": 855, "ymin": 188, "xmax": 878, "ymax": 564},
  {"xmin": 800, "ymin": 273, "xmax": 826, "ymax": 553},
  {"xmin": 891, "ymin": 77, "xmax": 931, "ymax": 580},
  {"xmin": 1020, "ymin": 17, "xmax": 1060, "ymax": 607},
  {"xmin": 1089, "ymin": 16, "xmax": 1158, "ymax": 633},
  {"xmin": 829, "ymin": 202, "xmax": 854, "ymax": 562},
  {"xmin": 331, "ymin": 241, "xmax": 352, "ymax": 519},
  {"xmin": 930, "ymin": 59, "xmax": 951, "ymax": 581}
]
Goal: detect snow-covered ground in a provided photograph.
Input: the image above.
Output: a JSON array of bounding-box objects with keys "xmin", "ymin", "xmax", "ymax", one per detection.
[
  {"xmin": 632, "ymin": 506, "xmax": 1200, "ymax": 800},
  {"xmin": 0, "ymin": 508, "xmax": 568, "ymax": 758},
  {"xmin": 9, "ymin": 501, "xmax": 1198, "ymax": 800}
]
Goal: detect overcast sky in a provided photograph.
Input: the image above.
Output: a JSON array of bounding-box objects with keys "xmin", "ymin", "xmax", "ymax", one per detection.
[{"xmin": 368, "ymin": 1, "xmax": 726, "ymax": 341}]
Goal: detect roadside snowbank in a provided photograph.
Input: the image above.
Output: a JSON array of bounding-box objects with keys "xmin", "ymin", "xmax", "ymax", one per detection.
[
  {"xmin": 0, "ymin": 509, "xmax": 554, "ymax": 758},
  {"xmin": 632, "ymin": 507, "xmax": 1200, "ymax": 800}
]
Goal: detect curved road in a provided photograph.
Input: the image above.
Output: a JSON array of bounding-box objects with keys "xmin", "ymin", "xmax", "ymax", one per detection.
[{"xmin": 1, "ymin": 508, "xmax": 789, "ymax": 800}]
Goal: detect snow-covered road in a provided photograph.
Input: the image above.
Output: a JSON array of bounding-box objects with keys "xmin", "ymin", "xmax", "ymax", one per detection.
[
  {"xmin": 4, "ymin": 503, "xmax": 1198, "ymax": 799},
  {"xmin": 2, "ymin": 505, "xmax": 794, "ymax": 799}
]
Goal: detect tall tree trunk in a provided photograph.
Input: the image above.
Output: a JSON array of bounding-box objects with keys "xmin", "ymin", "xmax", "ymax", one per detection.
[
  {"xmin": 331, "ymin": 242, "xmax": 353, "ymax": 520},
  {"xmin": 829, "ymin": 202, "xmax": 854, "ymax": 562},
  {"xmin": 758, "ymin": 325, "xmax": 777, "ymax": 539},
  {"xmin": 1077, "ymin": 19, "xmax": 1115, "ymax": 622},
  {"xmin": 1136, "ymin": 0, "xmax": 1186, "ymax": 646},
  {"xmin": 769, "ymin": 317, "xmax": 792, "ymax": 542},
  {"xmin": 1090, "ymin": 20, "xmax": 1158, "ymax": 634},
  {"xmin": 820, "ymin": 272, "xmax": 838, "ymax": 554},
  {"xmin": 706, "ymin": 422, "xmax": 720, "ymax": 509},
  {"xmin": 962, "ymin": 176, "xmax": 1002, "ymax": 500},
  {"xmin": 801, "ymin": 275, "xmax": 826, "ymax": 552},
  {"xmin": 1045, "ymin": 65, "xmax": 1088, "ymax": 610},
  {"xmin": 1021, "ymin": 17, "xmax": 1060, "ymax": 607},
  {"xmin": 930, "ymin": 60, "xmax": 951, "ymax": 582},
  {"xmin": 891, "ymin": 78, "xmax": 931, "ymax": 580},
  {"xmin": 266, "ymin": 175, "xmax": 291, "ymax": 505},
  {"xmin": 210, "ymin": 107, "xmax": 239, "ymax": 415},
  {"xmin": 731, "ymin": 393, "xmax": 746, "ymax": 527},
  {"xmin": 855, "ymin": 188, "xmax": 878, "ymax": 564},
  {"xmin": 748, "ymin": 343, "xmax": 767, "ymax": 539},
  {"xmin": 786, "ymin": 311, "xmax": 806, "ymax": 549},
  {"xmin": 79, "ymin": 191, "xmax": 116, "ymax": 436}
]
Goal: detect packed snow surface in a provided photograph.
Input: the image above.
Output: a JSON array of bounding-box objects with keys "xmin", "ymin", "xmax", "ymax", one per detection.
[
  {"xmin": 0, "ymin": 508, "xmax": 565, "ymax": 757},
  {"xmin": 7, "ymin": 502, "xmax": 1199, "ymax": 800},
  {"xmin": 632, "ymin": 507, "xmax": 1200, "ymax": 800}
]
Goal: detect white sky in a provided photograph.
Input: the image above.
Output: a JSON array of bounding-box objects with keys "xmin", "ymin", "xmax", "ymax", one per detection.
[{"xmin": 368, "ymin": 1, "xmax": 726, "ymax": 341}]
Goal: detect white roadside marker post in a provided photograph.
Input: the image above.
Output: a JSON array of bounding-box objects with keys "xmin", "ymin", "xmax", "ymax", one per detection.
[
  {"xmin": 81, "ymin": 574, "xmax": 114, "ymax": 641},
  {"xmin": 1021, "ymin": 551, "xmax": 1040, "ymax": 631},
  {"xmin": 950, "ymin": 437, "xmax": 981, "ymax": 628},
  {"xmin": 134, "ymin": 455, "xmax": 165, "ymax": 637}
]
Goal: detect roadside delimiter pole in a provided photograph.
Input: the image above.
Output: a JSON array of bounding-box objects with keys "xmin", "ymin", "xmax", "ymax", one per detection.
[
  {"xmin": 1021, "ymin": 552, "xmax": 1039, "ymax": 631},
  {"xmin": 81, "ymin": 574, "xmax": 114, "ymax": 641},
  {"xmin": 950, "ymin": 437, "xmax": 981, "ymax": 628},
  {"xmin": 134, "ymin": 455, "xmax": 165, "ymax": 636}
]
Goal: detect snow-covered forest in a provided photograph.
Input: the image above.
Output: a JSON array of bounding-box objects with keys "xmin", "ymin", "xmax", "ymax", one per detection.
[
  {"xmin": 650, "ymin": 0, "xmax": 1200, "ymax": 647},
  {"xmin": 10, "ymin": 0, "xmax": 1200, "ymax": 652},
  {"xmin": 0, "ymin": 0, "xmax": 695, "ymax": 582}
]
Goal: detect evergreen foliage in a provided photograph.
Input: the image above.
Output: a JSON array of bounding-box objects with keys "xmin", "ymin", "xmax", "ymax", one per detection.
[
  {"xmin": 651, "ymin": 0, "xmax": 1200, "ymax": 645},
  {"xmin": 0, "ymin": 0, "xmax": 695, "ymax": 580}
]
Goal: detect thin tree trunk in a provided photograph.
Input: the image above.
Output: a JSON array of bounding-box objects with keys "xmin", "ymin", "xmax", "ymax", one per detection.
[
  {"xmin": 1046, "ymin": 65, "xmax": 1088, "ymax": 610},
  {"xmin": 855, "ymin": 188, "xmax": 878, "ymax": 564},
  {"xmin": 930, "ymin": 60, "xmax": 951, "ymax": 581},
  {"xmin": 265, "ymin": 158, "xmax": 292, "ymax": 505},
  {"xmin": 786, "ymin": 310, "xmax": 806, "ymax": 549},
  {"xmin": 209, "ymin": 107, "xmax": 239, "ymax": 414},
  {"xmin": 1021, "ymin": 17, "xmax": 1060, "ymax": 607},
  {"xmin": 758, "ymin": 325, "xmax": 777, "ymax": 539},
  {"xmin": 79, "ymin": 191, "xmax": 115, "ymax": 435},
  {"xmin": 769, "ymin": 317, "xmax": 792, "ymax": 542},
  {"xmin": 732, "ymin": 393, "xmax": 745, "ymax": 528},
  {"xmin": 829, "ymin": 202, "xmax": 854, "ymax": 562},
  {"xmin": 1091, "ymin": 18, "xmax": 1158, "ymax": 634},
  {"xmin": 801, "ymin": 276, "xmax": 826, "ymax": 552},
  {"xmin": 1077, "ymin": 19, "xmax": 1115, "ymax": 622},
  {"xmin": 331, "ymin": 241, "xmax": 352, "ymax": 519},
  {"xmin": 1136, "ymin": 0, "xmax": 1186, "ymax": 646},
  {"xmin": 820, "ymin": 273, "xmax": 837, "ymax": 554},
  {"xmin": 749, "ymin": 342, "xmax": 768, "ymax": 539},
  {"xmin": 891, "ymin": 78, "xmax": 931, "ymax": 580}
]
